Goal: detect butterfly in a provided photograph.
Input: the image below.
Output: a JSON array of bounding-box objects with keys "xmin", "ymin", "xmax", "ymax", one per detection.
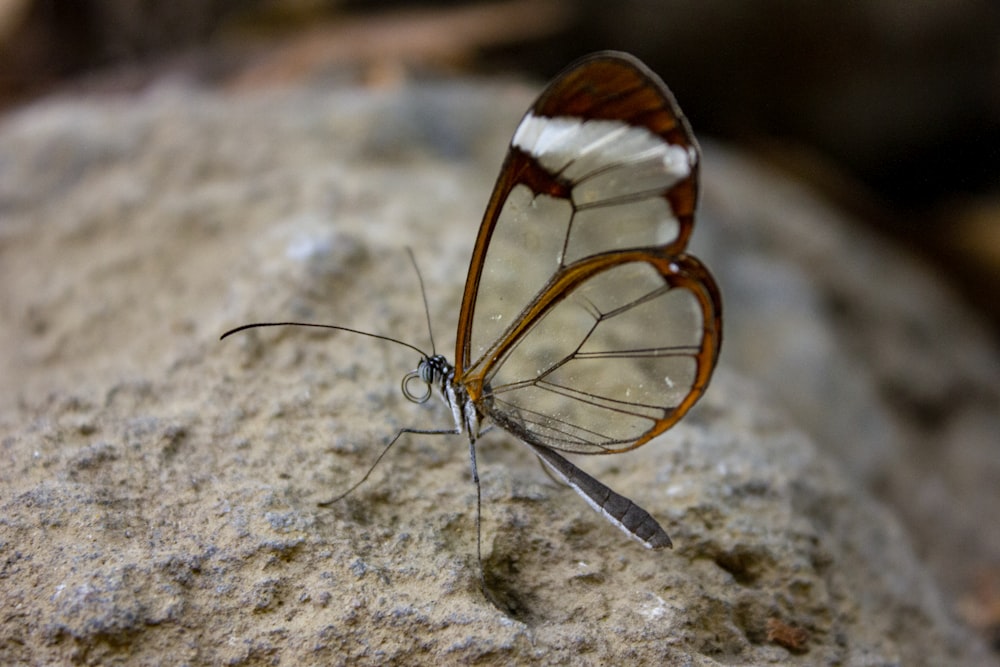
[{"xmin": 223, "ymin": 51, "xmax": 721, "ymax": 569}]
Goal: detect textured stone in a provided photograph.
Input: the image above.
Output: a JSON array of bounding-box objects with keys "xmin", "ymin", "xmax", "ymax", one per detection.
[{"xmin": 0, "ymin": 75, "xmax": 996, "ymax": 665}]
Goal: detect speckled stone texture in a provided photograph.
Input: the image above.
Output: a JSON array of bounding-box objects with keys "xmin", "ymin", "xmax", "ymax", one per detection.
[{"xmin": 1, "ymin": 76, "xmax": 997, "ymax": 665}]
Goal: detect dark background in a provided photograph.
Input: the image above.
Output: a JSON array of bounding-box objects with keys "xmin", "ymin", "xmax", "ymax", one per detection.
[{"xmin": 3, "ymin": 0, "xmax": 998, "ymax": 327}]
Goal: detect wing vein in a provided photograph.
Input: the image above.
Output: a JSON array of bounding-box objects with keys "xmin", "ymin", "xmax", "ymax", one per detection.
[{"xmin": 533, "ymin": 379, "xmax": 665, "ymax": 415}]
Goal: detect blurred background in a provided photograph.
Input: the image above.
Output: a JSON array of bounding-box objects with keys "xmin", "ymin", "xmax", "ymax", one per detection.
[
  {"xmin": 2, "ymin": 0, "xmax": 998, "ymax": 324},
  {"xmin": 2, "ymin": 0, "xmax": 1000, "ymax": 655}
]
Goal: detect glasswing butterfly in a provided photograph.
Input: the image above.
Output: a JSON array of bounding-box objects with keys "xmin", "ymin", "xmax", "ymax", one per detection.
[{"xmin": 223, "ymin": 51, "xmax": 721, "ymax": 573}]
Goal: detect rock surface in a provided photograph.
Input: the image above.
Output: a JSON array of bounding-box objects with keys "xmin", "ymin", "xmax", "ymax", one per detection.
[{"xmin": 1, "ymin": 75, "xmax": 997, "ymax": 665}]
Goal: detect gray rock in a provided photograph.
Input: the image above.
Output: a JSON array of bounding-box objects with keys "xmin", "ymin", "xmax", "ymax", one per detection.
[{"xmin": 0, "ymin": 75, "xmax": 996, "ymax": 665}]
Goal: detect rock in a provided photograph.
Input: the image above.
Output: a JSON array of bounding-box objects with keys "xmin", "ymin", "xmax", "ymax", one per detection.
[{"xmin": 0, "ymin": 75, "xmax": 996, "ymax": 664}]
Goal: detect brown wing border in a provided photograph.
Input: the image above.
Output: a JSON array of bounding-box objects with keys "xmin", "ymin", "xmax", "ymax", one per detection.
[
  {"xmin": 455, "ymin": 51, "xmax": 719, "ymax": 452},
  {"xmin": 479, "ymin": 251, "xmax": 721, "ymax": 453}
]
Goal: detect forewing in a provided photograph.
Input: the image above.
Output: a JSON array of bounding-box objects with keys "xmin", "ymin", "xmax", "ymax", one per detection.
[{"xmin": 455, "ymin": 51, "xmax": 721, "ymax": 454}]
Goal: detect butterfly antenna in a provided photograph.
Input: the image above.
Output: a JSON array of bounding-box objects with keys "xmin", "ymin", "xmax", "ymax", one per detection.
[
  {"xmin": 220, "ymin": 321, "xmax": 428, "ymax": 358},
  {"xmin": 406, "ymin": 247, "xmax": 436, "ymax": 355}
]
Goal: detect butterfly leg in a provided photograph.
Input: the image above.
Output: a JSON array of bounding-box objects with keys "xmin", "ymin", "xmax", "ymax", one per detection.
[
  {"xmin": 464, "ymin": 432, "xmax": 490, "ymax": 597},
  {"xmin": 317, "ymin": 426, "xmax": 459, "ymax": 506},
  {"xmin": 466, "ymin": 434, "xmax": 518, "ymax": 614}
]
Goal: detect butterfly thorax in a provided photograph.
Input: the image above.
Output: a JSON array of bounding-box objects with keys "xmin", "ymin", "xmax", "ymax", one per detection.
[{"xmin": 406, "ymin": 354, "xmax": 484, "ymax": 442}]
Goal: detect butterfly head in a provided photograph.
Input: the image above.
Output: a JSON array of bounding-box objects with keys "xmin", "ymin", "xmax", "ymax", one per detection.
[{"xmin": 402, "ymin": 354, "xmax": 454, "ymax": 405}]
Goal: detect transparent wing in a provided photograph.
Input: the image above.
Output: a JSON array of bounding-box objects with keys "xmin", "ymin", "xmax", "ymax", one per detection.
[
  {"xmin": 455, "ymin": 52, "xmax": 721, "ymax": 454},
  {"xmin": 481, "ymin": 255, "xmax": 719, "ymax": 453}
]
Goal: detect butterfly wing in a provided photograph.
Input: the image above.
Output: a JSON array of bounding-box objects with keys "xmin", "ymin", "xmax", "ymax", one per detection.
[{"xmin": 455, "ymin": 51, "xmax": 721, "ymax": 455}]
